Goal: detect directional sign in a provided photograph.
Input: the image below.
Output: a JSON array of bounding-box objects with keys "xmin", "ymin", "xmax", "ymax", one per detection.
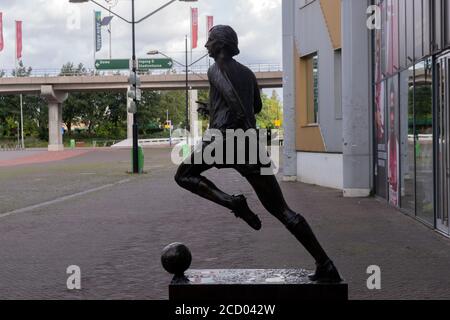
[
  {"xmin": 138, "ymin": 58, "xmax": 173, "ymax": 71},
  {"xmin": 95, "ymin": 59, "xmax": 130, "ymax": 70}
]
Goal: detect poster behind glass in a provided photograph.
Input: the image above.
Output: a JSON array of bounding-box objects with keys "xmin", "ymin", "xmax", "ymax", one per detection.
[
  {"xmin": 374, "ymin": 2, "xmax": 388, "ymax": 199},
  {"xmin": 388, "ymin": 76, "xmax": 400, "ymax": 207},
  {"xmin": 386, "ymin": 0, "xmax": 399, "ymax": 75},
  {"xmin": 380, "ymin": 0, "xmax": 387, "ymax": 77},
  {"xmin": 375, "ymin": 82, "xmax": 388, "ymax": 199}
]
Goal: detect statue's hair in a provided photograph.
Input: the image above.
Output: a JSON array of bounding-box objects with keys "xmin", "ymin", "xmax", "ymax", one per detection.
[{"xmin": 209, "ymin": 25, "xmax": 240, "ymax": 57}]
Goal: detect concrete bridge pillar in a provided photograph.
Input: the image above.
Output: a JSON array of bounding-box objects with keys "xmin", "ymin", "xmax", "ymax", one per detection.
[
  {"xmin": 127, "ymin": 112, "xmax": 134, "ymax": 140},
  {"xmin": 41, "ymin": 85, "xmax": 68, "ymax": 152},
  {"xmin": 127, "ymin": 92, "xmax": 134, "ymax": 140}
]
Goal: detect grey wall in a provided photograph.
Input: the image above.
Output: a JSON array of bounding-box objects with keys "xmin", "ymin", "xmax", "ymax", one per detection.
[{"xmin": 295, "ymin": 0, "xmax": 343, "ymax": 153}]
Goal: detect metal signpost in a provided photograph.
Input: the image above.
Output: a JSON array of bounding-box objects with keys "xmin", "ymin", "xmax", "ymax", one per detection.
[{"xmin": 70, "ymin": 0, "xmax": 198, "ymax": 174}]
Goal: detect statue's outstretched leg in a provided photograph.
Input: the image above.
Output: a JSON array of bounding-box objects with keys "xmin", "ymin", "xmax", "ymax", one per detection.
[
  {"xmin": 244, "ymin": 174, "xmax": 342, "ymax": 283},
  {"xmin": 174, "ymin": 160, "xmax": 262, "ymax": 230}
]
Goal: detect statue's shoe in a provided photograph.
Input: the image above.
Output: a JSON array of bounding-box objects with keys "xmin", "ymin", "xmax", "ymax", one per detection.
[
  {"xmin": 308, "ymin": 260, "xmax": 343, "ymax": 283},
  {"xmin": 231, "ymin": 195, "xmax": 262, "ymax": 231}
]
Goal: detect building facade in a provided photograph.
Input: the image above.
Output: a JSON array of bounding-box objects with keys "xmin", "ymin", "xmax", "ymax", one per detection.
[{"xmin": 282, "ymin": 0, "xmax": 450, "ymax": 236}]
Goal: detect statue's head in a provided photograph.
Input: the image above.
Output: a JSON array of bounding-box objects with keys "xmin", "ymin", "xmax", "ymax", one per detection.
[{"xmin": 205, "ymin": 25, "xmax": 240, "ymax": 60}]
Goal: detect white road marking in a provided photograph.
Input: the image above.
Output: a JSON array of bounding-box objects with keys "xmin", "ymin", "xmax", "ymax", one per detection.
[{"xmin": 0, "ymin": 178, "xmax": 132, "ymax": 219}]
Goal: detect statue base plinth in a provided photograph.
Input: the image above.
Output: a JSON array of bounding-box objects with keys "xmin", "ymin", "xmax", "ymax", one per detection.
[{"xmin": 169, "ymin": 269, "xmax": 348, "ymax": 301}]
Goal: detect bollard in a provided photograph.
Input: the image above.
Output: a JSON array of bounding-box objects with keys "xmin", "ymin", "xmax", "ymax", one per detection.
[{"xmin": 131, "ymin": 146, "xmax": 145, "ymax": 173}]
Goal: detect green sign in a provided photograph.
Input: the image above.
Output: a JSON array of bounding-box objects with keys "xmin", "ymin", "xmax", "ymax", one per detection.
[
  {"xmin": 95, "ymin": 59, "xmax": 130, "ymax": 70},
  {"xmin": 138, "ymin": 58, "xmax": 173, "ymax": 71}
]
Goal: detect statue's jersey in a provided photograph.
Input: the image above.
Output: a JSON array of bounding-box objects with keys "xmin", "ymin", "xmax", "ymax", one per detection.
[{"xmin": 207, "ymin": 59, "xmax": 262, "ymax": 132}]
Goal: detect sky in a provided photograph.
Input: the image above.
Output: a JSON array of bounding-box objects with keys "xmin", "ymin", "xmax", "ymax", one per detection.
[{"xmin": 0, "ymin": 0, "xmax": 282, "ymax": 74}]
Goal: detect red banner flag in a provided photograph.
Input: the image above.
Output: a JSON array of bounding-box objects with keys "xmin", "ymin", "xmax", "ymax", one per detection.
[
  {"xmin": 16, "ymin": 21, "xmax": 22, "ymax": 60},
  {"xmin": 191, "ymin": 8, "xmax": 198, "ymax": 49},
  {"xmin": 0, "ymin": 13, "xmax": 4, "ymax": 52},
  {"xmin": 206, "ymin": 15, "xmax": 214, "ymax": 35}
]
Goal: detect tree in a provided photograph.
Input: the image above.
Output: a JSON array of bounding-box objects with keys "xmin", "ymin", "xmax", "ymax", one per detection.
[
  {"xmin": 11, "ymin": 61, "xmax": 32, "ymax": 77},
  {"xmin": 0, "ymin": 61, "xmax": 47, "ymax": 138},
  {"xmin": 92, "ymin": 91, "xmax": 127, "ymax": 138},
  {"xmin": 60, "ymin": 62, "xmax": 87, "ymax": 77},
  {"xmin": 257, "ymin": 90, "xmax": 283, "ymax": 129},
  {"xmin": 59, "ymin": 63, "xmax": 89, "ymax": 135},
  {"xmin": 158, "ymin": 91, "xmax": 187, "ymax": 129}
]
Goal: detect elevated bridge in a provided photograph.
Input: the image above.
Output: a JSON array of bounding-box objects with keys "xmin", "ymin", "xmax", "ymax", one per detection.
[
  {"xmin": 0, "ymin": 64, "xmax": 282, "ymax": 94},
  {"xmin": 0, "ymin": 64, "xmax": 283, "ymax": 151}
]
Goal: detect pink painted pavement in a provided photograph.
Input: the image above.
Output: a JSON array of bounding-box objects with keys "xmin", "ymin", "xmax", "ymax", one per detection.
[{"xmin": 0, "ymin": 150, "xmax": 91, "ymax": 167}]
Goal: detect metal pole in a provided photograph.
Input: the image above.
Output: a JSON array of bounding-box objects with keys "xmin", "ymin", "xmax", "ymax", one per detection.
[
  {"xmin": 189, "ymin": 7, "xmax": 193, "ymax": 65},
  {"xmin": 15, "ymin": 22, "xmax": 23, "ymax": 150},
  {"xmin": 185, "ymin": 35, "xmax": 190, "ymax": 134},
  {"xmin": 109, "ymin": 6, "xmax": 112, "ymax": 60},
  {"xmin": 132, "ymin": 0, "xmax": 139, "ymax": 174},
  {"xmin": 20, "ymin": 94, "xmax": 24, "ymax": 149},
  {"xmin": 167, "ymin": 109, "xmax": 172, "ymax": 147},
  {"xmin": 93, "ymin": 10, "xmax": 96, "ymax": 71}
]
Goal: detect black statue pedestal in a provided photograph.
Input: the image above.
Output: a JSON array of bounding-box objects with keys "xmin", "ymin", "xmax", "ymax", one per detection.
[{"xmin": 169, "ymin": 269, "xmax": 348, "ymax": 302}]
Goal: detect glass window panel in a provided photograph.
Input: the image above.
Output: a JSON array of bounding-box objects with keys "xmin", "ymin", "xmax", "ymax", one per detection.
[
  {"xmin": 392, "ymin": 0, "xmax": 400, "ymax": 72},
  {"xmin": 399, "ymin": 0, "xmax": 407, "ymax": 68},
  {"xmin": 446, "ymin": 0, "xmax": 450, "ymax": 46},
  {"xmin": 381, "ymin": 0, "xmax": 387, "ymax": 76},
  {"xmin": 304, "ymin": 53, "xmax": 319, "ymax": 124},
  {"xmin": 435, "ymin": 56, "xmax": 449, "ymax": 234},
  {"xmin": 414, "ymin": 58, "xmax": 434, "ymax": 225},
  {"xmin": 387, "ymin": 76, "xmax": 400, "ymax": 206},
  {"xmin": 375, "ymin": 80, "xmax": 388, "ymax": 199},
  {"xmin": 406, "ymin": 0, "xmax": 415, "ymax": 64},
  {"xmin": 423, "ymin": 0, "xmax": 431, "ymax": 55},
  {"xmin": 400, "ymin": 66, "xmax": 415, "ymax": 212},
  {"xmin": 334, "ymin": 49, "xmax": 342, "ymax": 120},
  {"xmin": 385, "ymin": 0, "xmax": 399, "ymax": 75},
  {"xmin": 375, "ymin": 23, "xmax": 382, "ymax": 83},
  {"xmin": 433, "ymin": 0, "xmax": 442, "ymax": 51},
  {"xmin": 414, "ymin": 0, "xmax": 423, "ymax": 60},
  {"xmin": 313, "ymin": 54, "xmax": 319, "ymax": 123}
]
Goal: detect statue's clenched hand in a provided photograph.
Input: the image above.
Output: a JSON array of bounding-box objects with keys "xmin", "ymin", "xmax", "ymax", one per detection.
[{"xmin": 196, "ymin": 101, "xmax": 210, "ymax": 117}]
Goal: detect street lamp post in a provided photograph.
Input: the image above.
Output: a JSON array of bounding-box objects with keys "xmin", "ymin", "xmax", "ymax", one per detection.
[
  {"xmin": 185, "ymin": 35, "xmax": 189, "ymax": 133},
  {"xmin": 69, "ymin": 0, "xmax": 198, "ymax": 174}
]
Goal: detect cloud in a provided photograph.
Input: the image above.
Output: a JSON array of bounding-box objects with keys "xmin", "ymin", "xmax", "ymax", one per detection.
[{"xmin": 0, "ymin": 0, "xmax": 282, "ymax": 72}]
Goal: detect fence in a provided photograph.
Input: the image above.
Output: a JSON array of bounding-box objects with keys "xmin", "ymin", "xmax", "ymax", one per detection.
[
  {"xmin": 0, "ymin": 143, "xmax": 23, "ymax": 151},
  {"xmin": 0, "ymin": 63, "xmax": 282, "ymax": 78}
]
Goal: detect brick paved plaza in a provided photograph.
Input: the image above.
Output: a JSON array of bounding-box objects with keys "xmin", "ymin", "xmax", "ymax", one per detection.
[{"xmin": 0, "ymin": 148, "xmax": 449, "ymax": 300}]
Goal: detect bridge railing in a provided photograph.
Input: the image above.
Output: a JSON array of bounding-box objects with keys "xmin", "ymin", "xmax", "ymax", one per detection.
[{"xmin": 0, "ymin": 63, "xmax": 282, "ymax": 78}]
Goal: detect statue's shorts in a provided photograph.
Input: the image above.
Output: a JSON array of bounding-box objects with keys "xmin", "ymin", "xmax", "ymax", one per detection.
[{"xmin": 182, "ymin": 134, "xmax": 275, "ymax": 178}]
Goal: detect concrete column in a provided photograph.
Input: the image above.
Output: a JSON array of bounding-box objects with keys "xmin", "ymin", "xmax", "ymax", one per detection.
[
  {"xmin": 189, "ymin": 90, "xmax": 199, "ymax": 142},
  {"xmin": 127, "ymin": 112, "xmax": 134, "ymax": 140},
  {"xmin": 281, "ymin": 0, "xmax": 297, "ymax": 181},
  {"xmin": 48, "ymin": 102, "xmax": 63, "ymax": 151},
  {"xmin": 41, "ymin": 85, "xmax": 68, "ymax": 152},
  {"xmin": 127, "ymin": 87, "xmax": 134, "ymax": 140},
  {"xmin": 341, "ymin": 0, "xmax": 372, "ymax": 197}
]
